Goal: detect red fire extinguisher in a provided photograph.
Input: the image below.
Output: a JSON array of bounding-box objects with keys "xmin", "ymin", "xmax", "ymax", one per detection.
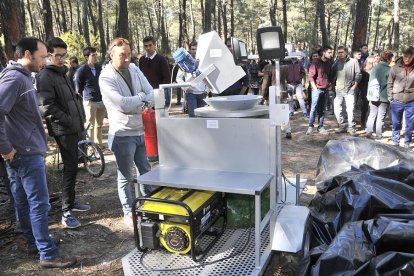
[{"xmin": 142, "ymin": 108, "xmax": 159, "ymax": 162}]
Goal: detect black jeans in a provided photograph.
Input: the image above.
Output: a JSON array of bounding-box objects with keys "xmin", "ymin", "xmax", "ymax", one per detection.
[{"xmin": 55, "ymin": 133, "xmax": 78, "ymax": 212}]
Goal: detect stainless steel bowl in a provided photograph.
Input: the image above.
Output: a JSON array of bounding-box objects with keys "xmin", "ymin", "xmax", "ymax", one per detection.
[{"xmin": 204, "ymin": 95, "xmax": 263, "ymax": 111}]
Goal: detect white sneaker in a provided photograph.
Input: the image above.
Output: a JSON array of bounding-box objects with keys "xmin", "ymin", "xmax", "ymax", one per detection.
[{"xmin": 306, "ymin": 127, "xmax": 313, "ymax": 135}]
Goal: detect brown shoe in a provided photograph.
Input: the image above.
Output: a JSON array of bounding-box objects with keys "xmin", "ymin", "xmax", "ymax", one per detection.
[{"xmin": 39, "ymin": 256, "xmax": 77, "ymax": 269}]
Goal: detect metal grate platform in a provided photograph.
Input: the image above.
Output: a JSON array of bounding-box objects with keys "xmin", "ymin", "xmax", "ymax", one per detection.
[{"xmin": 122, "ymin": 224, "xmax": 270, "ymax": 276}]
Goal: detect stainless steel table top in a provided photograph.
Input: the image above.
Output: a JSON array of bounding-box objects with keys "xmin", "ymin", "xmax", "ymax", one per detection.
[
  {"xmin": 195, "ymin": 105, "xmax": 269, "ymax": 118},
  {"xmin": 138, "ymin": 167, "xmax": 273, "ymax": 195}
]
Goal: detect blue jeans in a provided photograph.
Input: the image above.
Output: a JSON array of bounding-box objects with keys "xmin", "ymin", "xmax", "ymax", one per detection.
[
  {"xmin": 186, "ymin": 92, "xmax": 206, "ymax": 117},
  {"xmin": 390, "ymin": 100, "xmax": 414, "ymax": 145},
  {"xmin": 308, "ymin": 89, "xmax": 327, "ymax": 129},
  {"xmin": 366, "ymin": 101, "xmax": 388, "ymax": 137},
  {"xmin": 109, "ymin": 135, "xmax": 153, "ymax": 214},
  {"xmin": 6, "ymin": 154, "xmax": 59, "ymax": 260}
]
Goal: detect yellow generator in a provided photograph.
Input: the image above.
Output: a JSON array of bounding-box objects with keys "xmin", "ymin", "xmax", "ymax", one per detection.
[{"xmin": 132, "ymin": 187, "xmax": 226, "ymax": 262}]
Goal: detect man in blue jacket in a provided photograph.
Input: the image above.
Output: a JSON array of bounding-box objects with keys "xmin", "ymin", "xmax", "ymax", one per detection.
[
  {"xmin": 0, "ymin": 37, "xmax": 76, "ymax": 268},
  {"xmin": 74, "ymin": 47, "xmax": 106, "ymax": 147}
]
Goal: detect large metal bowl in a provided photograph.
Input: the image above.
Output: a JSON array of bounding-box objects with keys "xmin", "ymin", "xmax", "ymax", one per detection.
[{"xmin": 204, "ymin": 95, "xmax": 263, "ymax": 111}]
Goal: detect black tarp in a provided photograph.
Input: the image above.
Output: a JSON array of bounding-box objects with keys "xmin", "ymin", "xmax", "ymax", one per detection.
[
  {"xmin": 299, "ymin": 138, "xmax": 414, "ymax": 275},
  {"xmin": 300, "ymin": 217, "xmax": 414, "ymax": 275}
]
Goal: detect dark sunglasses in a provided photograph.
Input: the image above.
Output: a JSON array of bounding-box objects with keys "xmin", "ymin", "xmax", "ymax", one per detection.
[{"xmin": 110, "ymin": 38, "xmax": 129, "ymax": 50}]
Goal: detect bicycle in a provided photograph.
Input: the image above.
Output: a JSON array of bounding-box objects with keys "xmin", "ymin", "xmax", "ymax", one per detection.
[
  {"xmin": 77, "ymin": 124, "xmax": 105, "ymax": 177},
  {"xmin": 53, "ymin": 124, "xmax": 105, "ymax": 177}
]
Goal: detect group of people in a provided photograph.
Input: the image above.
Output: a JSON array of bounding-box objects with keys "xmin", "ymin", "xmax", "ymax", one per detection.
[
  {"xmin": 247, "ymin": 41, "xmax": 414, "ymax": 147},
  {"xmin": 0, "ymin": 33, "xmax": 413, "ymax": 270},
  {"xmin": 304, "ymin": 44, "xmax": 414, "ymax": 148},
  {"xmin": 0, "ymin": 35, "xmax": 166, "ymax": 268}
]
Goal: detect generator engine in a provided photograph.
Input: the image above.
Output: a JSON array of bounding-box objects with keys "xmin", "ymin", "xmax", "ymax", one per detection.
[{"xmin": 133, "ymin": 187, "xmax": 226, "ymax": 262}]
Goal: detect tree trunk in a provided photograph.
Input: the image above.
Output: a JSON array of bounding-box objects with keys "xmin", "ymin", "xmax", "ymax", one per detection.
[
  {"xmin": 97, "ymin": 0, "xmax": 106, "ymax": 62},
  {"xmin": 67, "ymin": 0, "xmax": 73, "ymax": 31},
  {"xmin": 312, "ymin": 11, "xmax": 318, "ymax": 46},
  {"xmin": 88, "ymin": 0, "xmax": 98, "ymax": 36},
  {"xmin": 333, "ymin": 13, "xmax": 341, "ymax": 52},
  {"xmin": 0, "ymin": 0, "xmax": 23, "ymax": 61},
  {"xmin": 392, "ymin": 0, "xmax": 400, "ymax": 52},
  {"xmin": 20, "ymin": 0, "xmax": 26, "ymax": 37},
  {"xmin": 344, "ymin": 5, "xmax": 352, "ymax": 47},
  {"xmin": 82, "ymin": 0, "xmax": 91, "ymax": 46},
  {"xmin": 77, "ymin": 0, "xmax": 83, "ymax": 35},
  {"xmin": 200, "ymin": 0, "xmax": 205, "ymax": 32},
  {"xmin": 26, "ymin": 0, "xmax": 35, "ymax": 36},
  {"xmin": 372, "ymin": 3, "xmax": 381, "ymax": 50},
  {"xmin": 203, "ymin": 0, "xmax": 213, "ymax": 33},
  {"xmin": 352, "ymin": 0, "xmax": 370, "ymax": 51},
  {"xmin": 190, "ymin": 0, "xmax": 196, "ymax": 42},
  {"xmin": 116, "ymin": 0, "xmax": 129, "ymax": 39},
  {"xmin": 317, "ymin": 0, "xmax": 328, "ymax": 46},
  {"xmin": 179, "ymin": 0, "xmax": 189, "ymax": 48},
  {"xmin": 221, "ymin": 0, "xmax": 228, "ymax": 39},
  {"xmin": 59, "ymin": 0, "xmax": 68, "ymax": 32},
  {"xmin": 282, "ymin": 0, "xmax": 287, "ymax": 43},
  {"xmin": 42, "ymin": 0, "xmax": 54, "ymax": 41},
  {"xmin": 230, "ymin": 0, "xmax": 234, "ymax": 37},
  {"xmin": 53, "ymin": 0, "xmax": 62, "ymax": 33},
  {"xmin": 144, "ymin": 1, "xmax": 154, "ymax": 37},
  {"xmin": 367, "ymin": 3, "xmax": 372, "ymax": 46},
  {"xmin": 217, "ymin": 2, "xmax": 222, "ymax": 37},
  {"xmin": 268, "ymin": 0, "xmax": 277, "ymax": 26},
  {"xmin": 159, "ymin": 0, "xmax": 169, "ymax": 54}
]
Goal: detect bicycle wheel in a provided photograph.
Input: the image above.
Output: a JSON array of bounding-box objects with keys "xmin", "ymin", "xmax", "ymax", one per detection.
[{"xmin": 83, "ymin": 142, "xmax": 105, "ymax": 177}]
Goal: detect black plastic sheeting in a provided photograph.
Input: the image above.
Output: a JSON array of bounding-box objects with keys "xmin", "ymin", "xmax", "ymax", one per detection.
[
  {"xmin": 299, "ymin": 138, "xmax": 414, "ymax": 275},
  {"xmin": 299, "ymin": 217, "xmax": 414, "ymax": 275}
]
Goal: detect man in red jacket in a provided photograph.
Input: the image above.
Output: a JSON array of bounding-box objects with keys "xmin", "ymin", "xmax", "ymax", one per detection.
[{"xmin": 306, "ymin": 46, "xmax": 334, "ymax": 135}]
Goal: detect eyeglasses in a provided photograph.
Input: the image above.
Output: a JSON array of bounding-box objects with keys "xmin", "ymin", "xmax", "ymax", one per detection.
[
  {"xmin": 337, "ymin": 51, "xmax": 346, "ymax": 54},
  {"xmin": 110, "ymin": 38, "xmax": 129, "ymax": 50},
  {"xmin": 49, "ymin": 52, "xmax": 68, "ymax": 60}
]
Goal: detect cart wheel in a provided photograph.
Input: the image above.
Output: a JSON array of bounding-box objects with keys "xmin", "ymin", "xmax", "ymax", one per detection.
[{"xmin": 83, "ymin": 142, "xmax": 105, "ymax": 177}]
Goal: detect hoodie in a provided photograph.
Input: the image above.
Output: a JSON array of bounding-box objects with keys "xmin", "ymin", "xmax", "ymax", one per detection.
[
  {"xmin": 387, "ymin": 58, "xmax": 414, "ymax": 103},
  {"xmin": 0, "ymin": 61, "xmax": 47, "ymax": 155}
]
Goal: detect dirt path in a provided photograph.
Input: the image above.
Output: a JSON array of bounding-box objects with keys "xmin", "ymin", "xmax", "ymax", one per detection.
[{"xmin": 0, "ymin": 105, "xmax": 396, "ymax": 275}]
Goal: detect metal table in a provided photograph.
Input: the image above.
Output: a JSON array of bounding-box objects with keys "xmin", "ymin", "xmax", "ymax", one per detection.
[{"xmin": 137, "ymin": 167, "xmax": 274, "ymax": 274}]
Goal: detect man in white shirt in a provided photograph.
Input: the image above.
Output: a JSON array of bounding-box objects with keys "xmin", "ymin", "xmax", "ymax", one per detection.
[{"xmin": 176, "ymin": 42, "xmax": 209, "ymax": 117}]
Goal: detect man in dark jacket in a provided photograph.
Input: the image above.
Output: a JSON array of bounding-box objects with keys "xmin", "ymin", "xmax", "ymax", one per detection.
[
  {"xmin": 0, "ymin": 37, "xmax": 76, "ymax": 268},
  {"xmin": 74, "ymin": 47, "xmax": 106, "ymax": 147},
  {"xmin": 37, "ymin": 37, "xmax": 88, "ymax": 229},
  {"xmin": 139, "ymin": 36, "xmax": 171, "ymax": 106},
  {"xmin": 387, "ymin": 46, "xmax": 414, "ymax": 148}
]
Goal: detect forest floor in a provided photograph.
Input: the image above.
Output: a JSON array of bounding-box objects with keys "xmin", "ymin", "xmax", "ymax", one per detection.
[{"xmin": 0, "ymin": 102, "xmax": 403, "ymax": 276}]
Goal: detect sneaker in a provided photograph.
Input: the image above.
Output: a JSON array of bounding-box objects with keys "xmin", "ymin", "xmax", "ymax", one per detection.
[
  {"xmin": 305, "ymin": 127, "xmax": 314, "ymax": 135},
  {"xmin": 72, "ymin": 202, "xmax": 91, "ymax": 212},
  {"xmin": 366, "ymin": 132, "xmax": 372, "ymax": 138},
  {"xmin": 318, "ymin": 127, "xmax": 328, "ymax": 134},
  {"xmin": 404, "ymin": 144, "xmax": 410, "ymax": 149},
  {"xmin": 39, "ymin": 256, "xmax": 77, "ymax": 269},
  {"xmin": 303, "ymin": 112, "xmax": 309, "ymax": 118},
  {"xmin": 348, "ymin": 129, "xmax": 357, "ymax": 136},
  {"xmin": 285, "ymin": 132, "xmax": 292, "ymax": 139},
  {"xmin": 289, "ymin": 112, "xmax": 294, "ymax": 118},
  {"xmin": 62, "ymin": 212, "xmax": 81, "ymax": 229},
  {"xmin": 123, "ymin": 213, "xmax": 134, "ymax": 230},
  {"xmin": 335, "ymin": 128, "xmax": 347, "ymax": 134}
]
